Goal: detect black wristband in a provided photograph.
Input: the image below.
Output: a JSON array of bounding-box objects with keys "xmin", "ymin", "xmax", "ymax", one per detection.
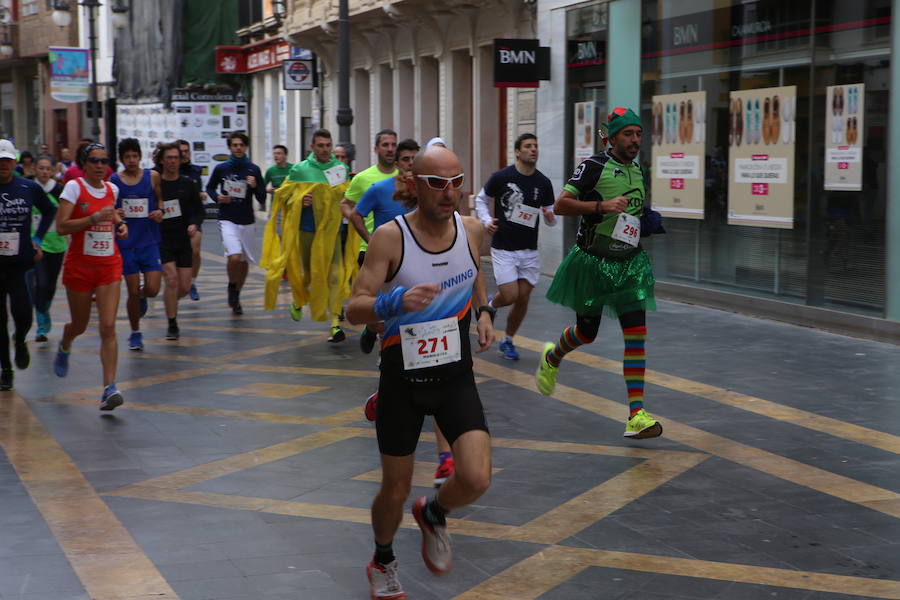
[{"xmin": 476, "ymin": 305, "xmax": 496, "ymax": 323}]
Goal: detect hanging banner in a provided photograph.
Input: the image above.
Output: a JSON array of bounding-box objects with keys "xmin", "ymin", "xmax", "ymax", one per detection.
[
  {"xmin": 650, "ymin": 91, "xmax": 706, "ymax": 219},
  {"xmin": 48, "ymin": 47, "xmax": 90, "ymax": 103},
  {"xmin": 117, "ymin": 91, "xmax": 248, "ymax": 188},
  {"xmin": 824, "ymin": 83, "xmax": 864, "ymax": 191},
  {"xmin": 573, "ymin": 101, "xmax": 595, "ymax": 163},
  {"xmin": 727, "ymin": 85, "xmax": 796, "ymax": 229}
]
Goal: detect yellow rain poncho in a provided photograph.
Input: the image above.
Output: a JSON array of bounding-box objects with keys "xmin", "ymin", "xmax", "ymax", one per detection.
[{"xmin": 261, "ymin": 180, "xmax": 359, "ymax": 320}]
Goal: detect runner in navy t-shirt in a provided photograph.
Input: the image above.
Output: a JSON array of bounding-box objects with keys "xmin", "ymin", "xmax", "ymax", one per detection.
[
  {"xmin": 0, "ymin": 139, "xmax": 55, "ymax": 391},
  {"xmin": 475, "ymin": 133, "xmax": 555, "ymax": 360}
]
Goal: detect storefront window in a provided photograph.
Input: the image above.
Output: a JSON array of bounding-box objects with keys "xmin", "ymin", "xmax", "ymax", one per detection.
[
  {"xmin": 565, "ymin": 1, "xmax": 608, "ymax": 249},
  {"xmin": 640, "ymin": 0, "xmax": 891, "ymax": 315}
]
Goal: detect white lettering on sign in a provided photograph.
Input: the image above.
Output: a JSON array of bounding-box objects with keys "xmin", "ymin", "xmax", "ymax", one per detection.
[
  {"xmin": 499, "ymin": 49, "xmax": 536, "ymax": 64},
  {"xmin": 575, "ymin": 42, "xmax": 598, "ymax": 61},
  {"xmin": 673, "ymin": 23, "xmax": 699, "ymax": 46},
  {"xmin": 734, "ymin": 157, "xmax": 788, "ymax": 184},
  {"xmin": 732, "ymin": 21, "xmax": 772, "ymax": 38},
  {"xmin": 654, "ymin": 155, "xmax": 700, "ymax": 179},
  {"xmin": 827, "ymin": 147, "xmax": 861, "ymax": 163}
]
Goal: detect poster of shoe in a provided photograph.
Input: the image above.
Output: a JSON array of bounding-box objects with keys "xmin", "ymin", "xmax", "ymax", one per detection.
[
  {"xmin": 824, "ymin": 84, "xmax": 864, "ymax": 191},
  {"xmin": 573, "ymin": 101, "xmax": 596, "ymax": 164},
  {"xmin": 727, "ymin": 85, "xmax": 797, "ymax": 229},
  {"xmin": 650, "ymin": 91, "xmax": 706, "ymax": 219}
]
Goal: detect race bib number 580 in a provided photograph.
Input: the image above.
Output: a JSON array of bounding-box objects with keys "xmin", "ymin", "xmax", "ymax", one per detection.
[
  {"xmin": 399, "ymin": 317, "xmax": 462, "ymax": 371},
  {"xmin": 122, "ymin": 197, "xmax": 149, "ymax": 218}
]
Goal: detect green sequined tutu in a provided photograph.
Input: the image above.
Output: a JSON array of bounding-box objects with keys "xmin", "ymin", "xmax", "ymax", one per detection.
[{"xmin": 546, "ymin": 245, "xmax": 656, "ymax": 317}]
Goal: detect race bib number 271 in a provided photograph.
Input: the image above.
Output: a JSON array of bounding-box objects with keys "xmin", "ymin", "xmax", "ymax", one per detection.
[{"xmin": 399, "ymin": 317, "xmax": 462, "ymax": 371}]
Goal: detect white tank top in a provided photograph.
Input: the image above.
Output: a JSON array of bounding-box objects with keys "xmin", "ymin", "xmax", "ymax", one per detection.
[{"xmin": 381, "ymin": 211, "xmax": 477, "ymax": 352}]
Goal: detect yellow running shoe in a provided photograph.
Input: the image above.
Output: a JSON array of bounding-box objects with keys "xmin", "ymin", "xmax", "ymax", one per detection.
[
  {"xmin": 624, "ymin": 409, "xmax": 663, "ymax": 439},
  {"xmin": 535, "ymin": 343, "xmax": 558, "ymax": 396}
]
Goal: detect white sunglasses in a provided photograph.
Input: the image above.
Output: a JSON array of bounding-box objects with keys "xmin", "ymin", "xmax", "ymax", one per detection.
[{"xmin": 416, "ymin": 173, "xmax": 465, "ymax": 191}]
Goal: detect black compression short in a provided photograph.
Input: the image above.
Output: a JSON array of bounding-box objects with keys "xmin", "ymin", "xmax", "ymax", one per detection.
[
  {"xmin": 159, "ymin": 243, "xmax": 193, "ymax": 268},
  {"xmin": 376, "ymin": 369, "xmax": 489, "ymax": 457}
]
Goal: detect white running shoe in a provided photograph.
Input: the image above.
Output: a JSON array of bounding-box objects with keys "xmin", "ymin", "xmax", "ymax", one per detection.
[
  {"xmin": 412, "ymin": 496, "xmax": 452, "ymax": 575},
  {"xmin": 366, "ymin": 560, "xmax": 407, "ymax": 600}
]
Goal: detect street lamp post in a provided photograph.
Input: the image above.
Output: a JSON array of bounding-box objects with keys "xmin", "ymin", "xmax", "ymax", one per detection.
[
  {"xmin": 336, "ymin": 0, "xmax": 354, "ymax": 162},
  {"xmin": 83, "ymin": 0, "xmax": 101, "ymax": 139},
  {"xmin": 52, "ymin": 0, "xmax": 129, "ymax": 141}
]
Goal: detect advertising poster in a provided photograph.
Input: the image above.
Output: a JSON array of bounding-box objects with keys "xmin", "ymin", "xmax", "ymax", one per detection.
[
  {"xmin": 117, "ymin": 91, "xmax": 248, "ymax": 188},
  {"xmin": 48, "ymin": 47, "xmax": 90, "ymax": 103},
  {"xmin": 824, "ymin": 84, "xmax": 864, "ymax": 191},
  {"xmin": 650, "ymin": 91, "xmax": 706, "ymax": 219},
  {"xmin": 573, "ymin": 101, "xmax": 595, "ymax": 163},
  {"xmin": 727, "ymin": 85, "xmax": 796, "ymax": 229}
]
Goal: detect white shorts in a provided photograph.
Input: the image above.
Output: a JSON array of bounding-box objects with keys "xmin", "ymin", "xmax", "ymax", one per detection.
[
  {"xmin": 219, "ymin": 220, "xmax": 256, "ymax": 263},
  {"xmin": 491, "ymin": 248, "xmax": 540, "ymax": 287}
]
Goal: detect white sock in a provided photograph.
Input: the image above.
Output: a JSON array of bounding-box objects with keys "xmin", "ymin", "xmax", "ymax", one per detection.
[{"xmin": 503, "ymin": 335, "xmax": 512, "ymax": 344}]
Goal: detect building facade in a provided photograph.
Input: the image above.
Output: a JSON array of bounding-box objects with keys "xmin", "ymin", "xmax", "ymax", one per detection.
[
  {"xmin": 537, "ymin": 0, "xmax": 899, "ymax": 330},
  {"xmin": 282, "ymin": 0, "xmax": 540, "ymax": 204},
  {"xmin": 0, "ymin": 0, "xmax": 81, "ymax": 156},
  {"xmin": 218, "ymin": 1, "xmax": 314, "ymax": 172}
]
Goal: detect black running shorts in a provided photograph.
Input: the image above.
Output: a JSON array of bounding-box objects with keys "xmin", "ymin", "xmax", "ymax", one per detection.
[
  {"xmin": 376, "ymin": 369, "xmax": 489, "ymax": 457},
  {"xmin": 159, "ymin": 243, "xmax": 193, "ymax": 269}
]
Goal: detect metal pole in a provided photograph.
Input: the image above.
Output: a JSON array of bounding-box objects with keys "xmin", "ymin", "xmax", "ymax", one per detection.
[
  {"xmin": 336, "ymin": 0, "xmax": 354, "ymax": 162},
  {"xmin": 84, "ymin": 0, "xmax": 101, "ymax": 139}
]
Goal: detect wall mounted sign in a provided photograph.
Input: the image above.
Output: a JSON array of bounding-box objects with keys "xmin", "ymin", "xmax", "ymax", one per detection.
[
  {"xmin": 824, "ymin": 83, "xmax": 864, "ymax": 191},
  {"xmin": 493, "ymin": 38, "xmax": 550, "ymax": 87},
  {"xmin": 283, "ymin": 59, "xmax": 316, "ymax": 90},
  {"xmin": 651, "ymin": 91, "xmax": 706, "ymax": 219},
  {"xmin": 727, "ymin": 85, "xmax": 797, "ymax": 229}
]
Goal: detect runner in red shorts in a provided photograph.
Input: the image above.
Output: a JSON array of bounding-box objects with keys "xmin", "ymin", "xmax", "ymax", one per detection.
[{"xmin": 53, "ymin": 143, "xmax": 129, "ymax": 410}]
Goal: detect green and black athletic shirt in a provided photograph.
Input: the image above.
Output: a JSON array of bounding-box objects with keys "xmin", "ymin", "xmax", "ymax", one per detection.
[{"xmin": 563, "ymin": 151, "xmax": 645, "ymax": 252}]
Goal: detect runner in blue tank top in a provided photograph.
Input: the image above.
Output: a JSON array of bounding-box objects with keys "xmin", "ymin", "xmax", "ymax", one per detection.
[
  {"xmin": 110, "ymin": 138, "xmax": 163, "ymax": 351},
  {"xmin": 347, "ymin": 145, "xmax": 496, "ymax": 600}
]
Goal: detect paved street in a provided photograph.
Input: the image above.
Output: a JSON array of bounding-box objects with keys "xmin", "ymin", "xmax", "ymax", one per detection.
[{"xmin": 1, "ymin": 224, "xmax": 899, "ymax": 600}]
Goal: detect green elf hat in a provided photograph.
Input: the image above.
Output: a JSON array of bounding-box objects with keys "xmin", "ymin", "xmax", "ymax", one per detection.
[{"xmin": 607, "ymin": 107, "xmax": 642, "ymax": 138}]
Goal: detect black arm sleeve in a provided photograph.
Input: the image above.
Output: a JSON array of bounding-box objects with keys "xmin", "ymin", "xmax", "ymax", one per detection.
[
  {"xmin": 187, "ymin": 180, "xmax": 204, "ymax": 227},
  {"xmin": 33, "ymin": 186, "xmax": 57, "ymax": 240},
  {"xmin": 252, "ymin": 165, "xmax": 266, "ymax": 209},
  {"xmin": 206, "ymin": 165, "xmax": 222, "ymax": 199}
]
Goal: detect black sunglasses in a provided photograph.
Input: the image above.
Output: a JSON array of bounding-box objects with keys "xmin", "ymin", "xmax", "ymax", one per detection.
[{"xmin": 86, "ymin": 157, "xmax": 110, "ymax": 165}]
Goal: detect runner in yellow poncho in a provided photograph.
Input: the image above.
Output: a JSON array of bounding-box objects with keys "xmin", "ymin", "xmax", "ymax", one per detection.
[{"xmin": 260, "ymin": 129, "xmax": 357, "ymax": 341}]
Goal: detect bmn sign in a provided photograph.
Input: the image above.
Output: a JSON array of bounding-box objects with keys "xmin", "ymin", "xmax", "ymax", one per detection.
[{"xmin": 493, "ymin": 39, "xmax": 550, "ymax": 87}]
